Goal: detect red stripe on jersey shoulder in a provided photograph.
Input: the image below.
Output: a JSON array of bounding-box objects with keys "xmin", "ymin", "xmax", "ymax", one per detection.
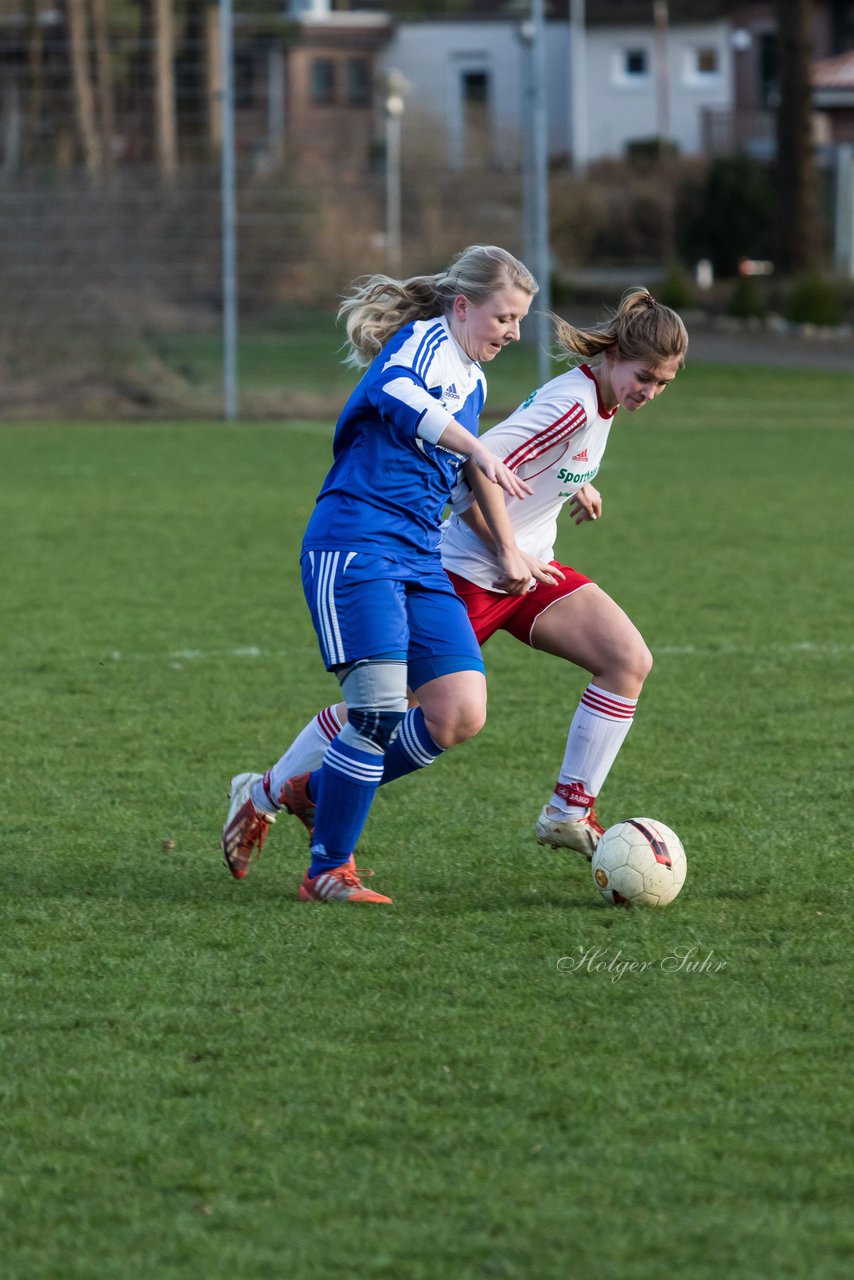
[{"xmin": 503, "ymin": 401, "xmax": 587, "ymax": 472}]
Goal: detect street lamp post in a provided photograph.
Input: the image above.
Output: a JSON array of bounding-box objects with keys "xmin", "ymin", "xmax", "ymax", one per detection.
[
  {"xmin": 518, "ymin": 4, "xmax": 552, "ymax": 384},
  {"xmin": 569, "ymin": 0, "xmax": 588, "ymax": 174},
  {"xmin": 385, "ymin": 73, "xmax": 407, "ymax": 277},
  {"xmin": 529, "ymin": 0, "xmax": 551, "ymax": 385},
  {"xmin": 653, "ymin": 0, "xmax": 671, "ymax": 145}
]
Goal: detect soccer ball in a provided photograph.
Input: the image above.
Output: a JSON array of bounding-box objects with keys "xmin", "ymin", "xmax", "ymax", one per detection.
[{"xmin": 591, "ymin": 818, "xmax": 687, "ymax": 907}]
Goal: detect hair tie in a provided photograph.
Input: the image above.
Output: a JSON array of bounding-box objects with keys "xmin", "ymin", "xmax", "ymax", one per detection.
[{"xmin": 643, "ymin": 293, "xmax": 656, "ymax": 309}]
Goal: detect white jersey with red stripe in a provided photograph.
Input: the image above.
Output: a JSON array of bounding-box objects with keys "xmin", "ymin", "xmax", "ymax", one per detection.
[{"xmin": 441, "ymin": 363, "xmax": 617, "ymax": 591}]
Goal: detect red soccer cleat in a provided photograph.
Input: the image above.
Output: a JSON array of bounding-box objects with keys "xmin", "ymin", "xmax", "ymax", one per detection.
[
  {"xmin": 298, "ymin": 861, "xmax": 392, "ymax": 904},
  {"xmin": 275, "ymin": 771, "xmax": 316, "ymax": 836}
]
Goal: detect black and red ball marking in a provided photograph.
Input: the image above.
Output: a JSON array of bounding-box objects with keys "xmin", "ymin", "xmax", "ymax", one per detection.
[{"xmin": 625, "ymin": 819, "xmax": 672, "ymax": 868}]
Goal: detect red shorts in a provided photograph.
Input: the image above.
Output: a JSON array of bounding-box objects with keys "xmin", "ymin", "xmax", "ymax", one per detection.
[{"xmin": 445, "ymin": 562, "xmax": 593, "ymax": 647}]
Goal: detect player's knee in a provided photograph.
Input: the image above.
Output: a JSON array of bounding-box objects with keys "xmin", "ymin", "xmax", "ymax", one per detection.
[
  {"xmin": 637, "ymin": 641, "xmax": 654, "ymax": 683},
  {"xmin": 618, "ymin": 637, "xmax": 653, "ymax": 690},
  {"xmin": 345, "ymin": 707, "xmax": 405, "ymax": 753},
  {"xmin": 429, "ymin": 697, "xmax": 486, "ymax": 747},
  {"xmin": 338, "ymin": 660, "xmax": 408, "ymax": 753}
]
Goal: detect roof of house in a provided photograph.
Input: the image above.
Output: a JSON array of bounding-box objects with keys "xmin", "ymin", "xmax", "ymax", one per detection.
[
  {"xmin": 351, "ymin": 1, "xmax": 741, "ymax": 23},
  {"xmin": 812, "ymin": 50, "xmax": 854, "ymax": 91},
  {"xmin": 584, "ymin": 0, "xmax": 740, "ymax": 23}
]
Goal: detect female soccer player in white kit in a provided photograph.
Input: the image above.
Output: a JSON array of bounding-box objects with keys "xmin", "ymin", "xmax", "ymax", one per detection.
[
  {"xmin": 240, "ymin": 288, "xmax": 688, "ymax": 877},
  {"xmin": 441, "ymin": 288, "xmax": 687, "ymax": 856}
]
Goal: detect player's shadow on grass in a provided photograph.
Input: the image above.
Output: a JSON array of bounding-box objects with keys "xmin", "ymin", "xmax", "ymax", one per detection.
[
  {"xmin": 14, "ymin": 842, "xmax": 604, "ymax": 911},
  {"xmin": 712, "ymin": 886, "xmax": 768, "ymax": 902}
]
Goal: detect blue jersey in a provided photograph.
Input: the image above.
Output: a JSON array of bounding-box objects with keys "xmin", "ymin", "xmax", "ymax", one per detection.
[{"xmin": 302, "ymin": 316, "xmax": 486, "ymax": 565}]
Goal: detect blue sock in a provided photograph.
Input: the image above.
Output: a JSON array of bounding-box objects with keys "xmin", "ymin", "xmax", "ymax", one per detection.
[
  {"xmin": 303, "ymin": 708, "xmax": 444, "ymax": 866},
  {"xmin": 381, "ymin": 707, "xmax": 444, "ymax": 784},
  {"xmin": 308, "ymin": 738, "xmax": 383, "ymax": 878}
]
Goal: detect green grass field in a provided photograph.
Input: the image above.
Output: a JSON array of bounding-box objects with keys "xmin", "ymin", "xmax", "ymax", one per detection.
[
  {"xmin": 2, "ymin": 362, "xmax": 853, "ymax": 1279},
  {"xmin": 152, "ymin": 312, "xmax": 566, "ymax": 424}
]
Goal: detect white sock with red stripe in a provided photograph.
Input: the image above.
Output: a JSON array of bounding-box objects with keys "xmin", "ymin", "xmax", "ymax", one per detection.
[
  {"xmin": 264, "ymin": 705, "xmax": 344, "ymax": 810},
  {"xmin": 550, "ymin": 683, "xmax": 638, "ymax": 819}
]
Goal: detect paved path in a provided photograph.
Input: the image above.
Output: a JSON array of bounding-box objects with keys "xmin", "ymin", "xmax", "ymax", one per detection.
[
  {"xmin": 686, "ymin": 320, "xmax": 854, "ymax": 370},
  {"xmin": 567, "ymin": 302, "xmax": 853, "ymax": 371}
]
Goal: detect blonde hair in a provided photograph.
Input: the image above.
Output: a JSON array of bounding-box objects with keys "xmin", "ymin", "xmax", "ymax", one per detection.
[
  {"xmin": 551, "ymin": 288, "xmax": 688, "ymax": 368},
  {"xmin": 338, "ymin": 244, "xmax": 538, "ymax": 368}
]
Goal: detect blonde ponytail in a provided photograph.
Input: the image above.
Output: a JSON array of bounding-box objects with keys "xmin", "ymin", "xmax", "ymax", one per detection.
[{"xmin": 339, "ymin": 245, "xmax": 538, "ymax": 368}]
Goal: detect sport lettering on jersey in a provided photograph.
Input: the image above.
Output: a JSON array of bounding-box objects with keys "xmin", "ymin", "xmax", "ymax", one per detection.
[{"xmin": 557, "ymin": 465, "xmax": 599, "ymax": 486}]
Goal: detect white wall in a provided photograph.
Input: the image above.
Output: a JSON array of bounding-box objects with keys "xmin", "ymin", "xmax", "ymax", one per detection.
[
  {"xmin": 383, "ymin": 21, "xmax": 570, "ymax": 168},
  {"xmin": 383, "ymin": 18, "xmax": 733, "ymax": 165},
  {"xmin": 583, "ymin": 22, "xmax": 733, "ymax": 157}
]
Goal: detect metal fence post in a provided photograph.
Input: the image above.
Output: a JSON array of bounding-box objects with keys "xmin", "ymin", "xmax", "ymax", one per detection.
[{"xmin": 219, "ymin": 0, "xmax": 238, "ymax": 422}]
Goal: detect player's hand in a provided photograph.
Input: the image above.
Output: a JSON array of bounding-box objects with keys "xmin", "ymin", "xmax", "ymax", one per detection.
[
  {"xmin": 568, "ymin": 483, "xmax": 602, "ymax": 524},
  {"xmin": 523, "ymin": 552, "xmax": 565, "ymax": 586},
  {"xmin": 492, "ymin": 550, "xmax": 565, "ymax": 594},
  {"xmin": 470, "ymin": 444, "xmax": 532, "ymax": 500},
  {"xmin": 491, "ymin": 546, "xmax": 535, "ymax": 595}
]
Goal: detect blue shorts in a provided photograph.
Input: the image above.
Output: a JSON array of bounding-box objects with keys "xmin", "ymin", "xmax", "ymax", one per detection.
[{"xmin": 301, "ymin": 550, "xmax": 485, "ymax": 690}]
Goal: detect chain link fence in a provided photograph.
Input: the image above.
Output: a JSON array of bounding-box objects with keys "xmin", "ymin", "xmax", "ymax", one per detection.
[
  {"xmin": 0, "ymin": 3, "xmax": 535, "ymax": 420},
  {"xmin": 4, "ymin": 4, "xmax": 778, "ymax": 421}
]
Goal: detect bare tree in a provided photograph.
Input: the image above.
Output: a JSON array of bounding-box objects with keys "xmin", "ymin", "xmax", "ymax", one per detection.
[
  {"xmin": 67, "ymin": 0, "xmax": 103, "ymax": 175},
  {"xmin": 90, "ymin": 0, "xmax": 115, "ymax": 173},
  {"xmin": 153, "ymin": 0, "xmax": 178, "ymax": 176},
  {"xmin": 26, "ymin": 1, "xmax": 48, "ymax": 156},
  {"xmin": 775, "ymin": 0, "xmax": 820, "ymax": 272}
]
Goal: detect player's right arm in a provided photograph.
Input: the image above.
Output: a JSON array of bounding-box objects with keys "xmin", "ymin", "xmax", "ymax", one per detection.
[{"xmin": 371, "ymin": 370, "xmax": 532, "ymax": 501}]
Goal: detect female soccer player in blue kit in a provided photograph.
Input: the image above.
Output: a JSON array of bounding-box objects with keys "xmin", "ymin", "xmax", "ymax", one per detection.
[{"xmin": 221, "ymin": 245, "xmax": 538, "ymax": 903}]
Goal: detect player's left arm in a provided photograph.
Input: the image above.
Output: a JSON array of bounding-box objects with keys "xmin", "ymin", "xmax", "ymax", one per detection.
[{"xmin": 567, "ymin": 482, "xmax": 602, "ymax": 525}]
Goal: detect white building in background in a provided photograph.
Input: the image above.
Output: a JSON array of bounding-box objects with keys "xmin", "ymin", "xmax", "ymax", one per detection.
[
  {"xmin": 381, "ymin": 15, "xmax": 733, "ymax": 168},
  {"xmin": 279, "ymin": 2, "xmax": 736, "ymax": 168},
  {"xmin": 582, "ymin": 20, "xmax": 733, "ymax": 158},
  {"xmin": 382, "ymin": 20, "xmax": 570, "ymax": 170}
]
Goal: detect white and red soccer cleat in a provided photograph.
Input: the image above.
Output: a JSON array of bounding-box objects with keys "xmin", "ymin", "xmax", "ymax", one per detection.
[
  {"xmin": 535, "ymin": 805, "xmax": 605, "ymax": 862},
  {"xmin": 221, "ymin": 772, "xmax": 275, "ymax": 879}
]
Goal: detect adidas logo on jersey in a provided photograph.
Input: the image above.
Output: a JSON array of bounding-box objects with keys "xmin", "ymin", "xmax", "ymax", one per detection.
[
  {"xmin": 572, "ymin": 447, "xmax": 589, "ymax": 462},
  {"xmin": 443, "ymin": 383, "xmax": 460, "ymax": 401}
]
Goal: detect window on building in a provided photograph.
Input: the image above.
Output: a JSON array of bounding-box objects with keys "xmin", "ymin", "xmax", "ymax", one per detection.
[
  {"xmin": 758, "ymin": 33, "xmax": 778, "ymax": 108},
  {"xmin": 462, "ymin": 69, "xmax": 491, "ymax": 167},
  {"xmin": 347, "ymin": 58, "xmax": 372, "ymax": 107},
  {"xmin": 310, "ymin": 59, "xmax": 336, "ymax": 106},
  {"xmin": 234, "ymin": 50, "xmax": 256, "ymax": 108},
  {"xmin": 830, "ymin": 0, "xmax": 854, "ymax": 52},
  {"xmin": 463, "ymin": 70, "xmax": 489, "ymax": 105},
  {"xmin": 695, "ymin": 47, "xmax": 719, "ymax": 76},
  {"xmin": 683, "ymin": 44, "xmax": 720, "ymax": 86},
  {"xmin": 624, "ymin": 48, "xmax": 649, "ymax": 78}
]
